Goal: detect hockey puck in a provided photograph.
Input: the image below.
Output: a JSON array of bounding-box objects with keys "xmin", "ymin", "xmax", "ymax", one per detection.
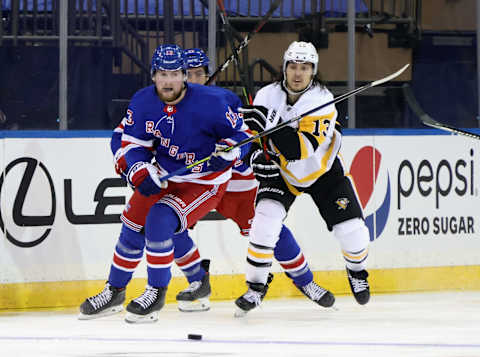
[{"xmin": 187, "ymin": 334, "xmax": 202, "ymax": 340}]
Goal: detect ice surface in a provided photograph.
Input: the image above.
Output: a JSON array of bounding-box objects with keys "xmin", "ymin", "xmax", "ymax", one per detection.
[{"xmin": 1, "ymin": 292, "xmax": 479, "ymax": 357}]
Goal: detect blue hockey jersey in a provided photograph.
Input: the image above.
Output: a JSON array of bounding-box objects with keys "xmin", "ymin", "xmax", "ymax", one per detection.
[{"xmin": 120, "ymin": 83, "xmax": 251, "ymax": 185}]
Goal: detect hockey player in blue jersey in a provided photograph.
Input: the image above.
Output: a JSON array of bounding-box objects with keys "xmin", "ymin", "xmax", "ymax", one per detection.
[
  {"xmin": 79, "ymin": 44, "xmax": 251, "ymax": 323},
  {"xmin": 183, "ymin": 48, "xmax": 210, "ymax": 84},
  {"xmin": 108, "ymin": 48, "xmax": 265, "ymax": 313}
]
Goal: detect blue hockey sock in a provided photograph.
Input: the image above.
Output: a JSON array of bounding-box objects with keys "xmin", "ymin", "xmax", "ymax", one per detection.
[
  {"xmin": 173, "ymin": 230, "xmax": 205, "ymax": 283},
  {"xmin": 108, "ymin": 224, "xmax": 145, "ymax": 288},
  {"xmin": 274, "ymin": 225, "xmax": 313, "ymax": 287},
  {"xmin": 144, "ymin": 203, "xmax": 179, "ymax": 287}
]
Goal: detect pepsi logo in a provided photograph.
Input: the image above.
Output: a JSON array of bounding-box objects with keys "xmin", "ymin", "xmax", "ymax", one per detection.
[{"xmin": 350, "ymin": 146, "xmax": 391, "ymax": 241}]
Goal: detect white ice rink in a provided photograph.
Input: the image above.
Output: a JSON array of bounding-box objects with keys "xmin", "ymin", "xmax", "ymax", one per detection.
[{"xmin": 1, "ymin": 291, "xmax": 479, "ymax": 357}]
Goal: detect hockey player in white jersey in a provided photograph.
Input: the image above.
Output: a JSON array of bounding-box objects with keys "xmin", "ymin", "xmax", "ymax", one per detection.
[
  {"xmin": 235, "ymin": 41, "xmax": 371, "ymax": 315},
  {"xmin": 183, "ymin": 48, "xmax": 337, "ymax": 313}
]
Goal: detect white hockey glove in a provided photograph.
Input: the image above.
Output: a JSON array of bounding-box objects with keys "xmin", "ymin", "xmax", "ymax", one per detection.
[
  {"xmin": 208, "ymin": 141, "xmax": 241, "ymax": 171},
  {"xmin": 238, "ymin": 105, "xmax": 282, "ymax": 133},
  {"xmin": 127, "ymin": 162, "xmax": 168, "ymax": 196}
]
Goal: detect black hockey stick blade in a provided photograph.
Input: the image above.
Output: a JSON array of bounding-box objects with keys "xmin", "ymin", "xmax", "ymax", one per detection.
[
  {"xmin": 403, "ymin": 84, "xmax": 480, "ymax": 140},
  {"xmin": 159, "ymin": 64, "xmax": 409, "ymax": 182},
  {"xmin": 205, "ymin": 0, "xmax": 281, "ymax": 85}
]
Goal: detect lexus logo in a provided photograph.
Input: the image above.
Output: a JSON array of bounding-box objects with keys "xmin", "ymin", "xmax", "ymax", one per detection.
[
  {"xmin": 0, "ymin": 157, "xmax": 56, "ymax": 247},
  {"xmin": 0, "ymin": 156, "xmax": 227, "ymax": 248}
]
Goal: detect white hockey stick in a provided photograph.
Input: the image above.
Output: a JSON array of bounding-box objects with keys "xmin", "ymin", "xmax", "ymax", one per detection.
[{"xmin": 160, "ymin": 64, "xmax": 410, "ymax": 181}]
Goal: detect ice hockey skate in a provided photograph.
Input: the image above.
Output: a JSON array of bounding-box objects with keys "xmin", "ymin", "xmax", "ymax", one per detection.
[
  {"xmin": 78, "ymin": 283, "xmax": 125, "ymax": 320},
  {"xmin": 176, "ymin": 259, "xmax": 211, "ymax": 312},
  {"xmin": 346, "ymin": 268, "xmax": 370, "ymax": 305},
  {"xmin": 295, "ymin": 280, "xmax": 335, "ymax": 308},
  {"xmin": 125, "ymin": 285, "xmax": 167, "ymax": 323},
  {"xmin": 234, "ymin": 273, "xmax": 274, "ymax": 317}
]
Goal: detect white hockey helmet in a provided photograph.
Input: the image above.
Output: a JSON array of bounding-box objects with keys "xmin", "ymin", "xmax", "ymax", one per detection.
[{"xmin": 283, "ymin": 41, "xmax": 318, "ymax": 75}]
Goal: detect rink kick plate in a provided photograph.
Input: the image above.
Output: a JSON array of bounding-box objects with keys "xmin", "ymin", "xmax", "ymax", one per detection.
[{"xmin": 1, "ymin": 266, "xmax": 480, "ymax": 310}]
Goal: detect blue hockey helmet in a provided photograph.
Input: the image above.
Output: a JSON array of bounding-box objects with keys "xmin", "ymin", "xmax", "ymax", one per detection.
[
  {"xmin": 183, "ymin": 48, "xmax": 209, "ymax": 69},
  {"xmin": 151, "ymin": 44, "xmax": 185, "ymax": 76}
]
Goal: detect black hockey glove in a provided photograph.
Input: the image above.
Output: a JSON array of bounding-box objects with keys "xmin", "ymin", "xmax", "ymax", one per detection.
[
  {"xmin": 250, "ymin": 148, "xmax": 281, "ymax": 182},
  {"xmin": 238, "ymin": 105, "xmax": 281, "ymax": 133}
]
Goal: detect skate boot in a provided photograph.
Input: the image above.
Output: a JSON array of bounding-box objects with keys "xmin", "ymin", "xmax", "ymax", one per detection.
[
  {"xmin": 296, "ymin": 280, "xmax": 335, "ymax": 308},
  {"xmin": 125, "ymin": 285, "xmax": 167, "ymax": 323},
  {"xmin": 176, "ymin": 259, "xmax": 211, "ymax": 312},
  {"xmin": 261, "ymin": 273, "xmax": 274, "ymax": 299},
  {"xmin": 346, "ymin": 268, "xmax": 370, "ymax": 305},
  {"xmin": 78, "ymin": 282, "xmax": 125, "ymax": 320},
  {"xmin": 234, "ymin": 273, "xmax": 274, "ymax": 317}
]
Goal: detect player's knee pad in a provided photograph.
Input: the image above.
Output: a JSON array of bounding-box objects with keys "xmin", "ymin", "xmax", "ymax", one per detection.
[
  {"xmin": 250, "ymin": 199, "xmax": 286, "ymax": 248},
  {"xmin": 173, "ymin": 230, "xmax": 195, "ymax": 258},
  {"xmin": 145, "ymin": 203, "xmax": 179, "ymax": 245},
  {"xmin": 333, "ymin": 218, "xmax": 370, "ymax": 252},
  {"xmin": 117, "ymin": 224, "xmax": 146, "ymax": 257}
]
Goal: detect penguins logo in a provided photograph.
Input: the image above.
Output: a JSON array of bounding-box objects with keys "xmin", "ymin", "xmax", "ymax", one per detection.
[{"xmin": 335, "ymin": 197, "xmax": 350, "ymax": 210}]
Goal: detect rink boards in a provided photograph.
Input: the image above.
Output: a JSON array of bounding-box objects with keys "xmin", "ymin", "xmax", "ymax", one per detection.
[{"xmin": 0, "ymin": 129, "xmax": 479, "ymax": 309}]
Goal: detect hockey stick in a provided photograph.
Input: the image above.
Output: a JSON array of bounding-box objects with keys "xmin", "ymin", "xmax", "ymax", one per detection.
[
  {"xmin": 215, "ymin": 0, "xmax": 276, "ymax": 157},
  {"xmin": 158, "ymin": 64, "xmax": 410, "ymax": 182},
  {"xmin": 216, "ymin": 0, "xmax": 253, "ymax": 104},
  {"xmin": 205, "ymin": 0, "xmax": 282, "ymax": 86},
  {"xmin": 403, "ymin": 84, "xmax": 480, "ymax": 140}
]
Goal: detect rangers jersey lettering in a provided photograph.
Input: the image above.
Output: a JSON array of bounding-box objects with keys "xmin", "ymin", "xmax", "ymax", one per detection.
[{"xmin": 119, "ymin": 83, "xmax": 251, "ymax": 185}]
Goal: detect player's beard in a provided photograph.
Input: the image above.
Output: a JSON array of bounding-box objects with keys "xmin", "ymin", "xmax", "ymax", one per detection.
[{"xmin": 158, "ymin": 84, "xmax": 185, "ymax": 103}]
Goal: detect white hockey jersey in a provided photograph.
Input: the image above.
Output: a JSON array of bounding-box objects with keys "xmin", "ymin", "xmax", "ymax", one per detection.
[{"xmin": 253, "ymin": 82, "xmax": 341, "ymax": 189}]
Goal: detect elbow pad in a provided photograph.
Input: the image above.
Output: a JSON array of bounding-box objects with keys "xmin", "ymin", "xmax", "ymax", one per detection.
[{"xmin": 269, "ymin": 127, "xmax": 301, "ymax": 160}]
